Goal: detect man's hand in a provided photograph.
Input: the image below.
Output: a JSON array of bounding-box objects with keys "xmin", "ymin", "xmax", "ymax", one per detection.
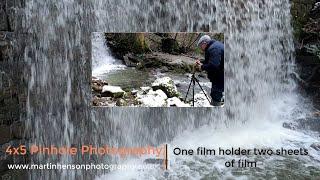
[{"xmin": 195, "ymin": 60, "xmax": 203, "ymax": 70}]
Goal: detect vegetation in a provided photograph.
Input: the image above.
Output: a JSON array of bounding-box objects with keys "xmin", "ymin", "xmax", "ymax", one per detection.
[
  {"xmin": 105, "ymin": 32, "xmax": 224, "ymax": 57},
  {"xmin": 291, "ymin": 0, "xmax": 318, "ymax": 43}
]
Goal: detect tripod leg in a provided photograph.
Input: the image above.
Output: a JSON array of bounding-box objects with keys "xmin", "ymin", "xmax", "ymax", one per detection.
[
  {"xmin": 194, "ymin": 78, "xmax": 211, "ymax": 103},
  {"xmin": 192, "ymin": 79, "xmax": 195, "ymax": 107},
  {"xmin": 184, "ymin": 78, "xmax": 193, "ymax": 103}
]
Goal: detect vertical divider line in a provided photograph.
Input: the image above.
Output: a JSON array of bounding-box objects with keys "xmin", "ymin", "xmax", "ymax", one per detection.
[{"xmin": 165, "ymin": 144, "xmax": 168, "ymax": 170}]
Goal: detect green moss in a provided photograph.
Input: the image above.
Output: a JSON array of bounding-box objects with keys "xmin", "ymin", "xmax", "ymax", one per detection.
[
  {"xmin": 212, "ymin": 33, "xmax": 224, "ymax": 42},
  {"xmin": 105, "ymin": 33, "xmax": 150, "ymax": 55},
  {"xmin": 290, "ymin": 0, "xmax": 317, "ymax": 41}
]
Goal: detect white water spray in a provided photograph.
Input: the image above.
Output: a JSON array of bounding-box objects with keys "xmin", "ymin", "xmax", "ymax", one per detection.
[{"xmin": 92, "ymin": 33, "xmax": 125, "ymax": 77}]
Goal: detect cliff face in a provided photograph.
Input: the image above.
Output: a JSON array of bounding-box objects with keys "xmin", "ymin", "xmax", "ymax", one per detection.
[
  {"xmin": 291, "ymin": 0, "xmax": 320, "ymax": 109},
  {"xmin": 0, "ymin": 0, "xmax": 28, "ymax": 179}
]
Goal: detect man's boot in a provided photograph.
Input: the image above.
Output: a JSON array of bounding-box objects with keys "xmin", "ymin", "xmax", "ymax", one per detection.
[{"xmin": 210, "ymin": 100, "xmax": 224, "ymax": 107}]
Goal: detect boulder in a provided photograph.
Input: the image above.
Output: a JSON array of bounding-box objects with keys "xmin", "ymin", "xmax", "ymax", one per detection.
[
  {"xmin": 167, "ymin": 97, "xmax": 190, "ymax": 107},
  {"xmin": 152, "ymin": 77, "xmax": 180, "ymax": 98},
  {"xmin": 137, "ymin": 89, "xmax": 168, "ymax": 107},
  {"xmin": 101, "ymin": 86, "xmax": 125, "ymax": 98},
  {"xmin": 91, "ymin": 78, "xmax": 108, "ymax": 93},
  {"xmin": 116, "ymin": 99, "xmax": 127, "ymax": 106},
  {"xmin": 92, "ymin": 83, "xmax": 103, "ymax": 92}
]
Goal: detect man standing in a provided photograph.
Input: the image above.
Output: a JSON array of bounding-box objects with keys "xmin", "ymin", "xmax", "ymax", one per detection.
[{"xmin": 195, "ymin": 35, "xmax": 224, "ymax": 106}]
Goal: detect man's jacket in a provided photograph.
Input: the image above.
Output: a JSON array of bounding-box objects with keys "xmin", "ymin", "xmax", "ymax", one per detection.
[{"xmin": 201, "ymin": 39, "xmax": 224, "ymax": 91}]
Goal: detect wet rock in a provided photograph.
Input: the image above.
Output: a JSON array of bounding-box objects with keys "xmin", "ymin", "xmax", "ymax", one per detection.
[
  {"xmin": 116, "ymin": 99, "xmax": 127, "ymax": 106},
  {"xmin": 101, "ymin": 85, "xmax": 125, "ymax": 98},
  {"xmin": 310, "ymin": 142, "xmax": 320, "ymax": 151},
  {"xmin": 100, "ymin": 97, "xmax": 115, "ymax": 106},
  {"xmin": 283, "ymin": 122, "xmax": 296, "ymax": 130},
  {"xmin": 152, "ymin": 77, "xmax": 179, "ymax": 98},
  {"xmin": 92, "ymin": 83, "xmax": 103, "ymax": 92},
  {"xmin": 290, "ymin": 118, "xmax": 320, "ymax": 133},
  {"xmin": 91, "ymin": 77, "xmax": 108, "ymax": 94},
  {"xmin": 137, "ymin": 89, "xmax": 167, "ymax": 107},
  {"xmin": 167, "ymin": 97, "xmax": 190, "ymax": 107}
]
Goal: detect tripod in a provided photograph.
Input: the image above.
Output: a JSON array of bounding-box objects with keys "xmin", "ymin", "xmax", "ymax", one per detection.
[{"xmin": 184, "ymin": 71, "xmax": 211, "ymax": 107}]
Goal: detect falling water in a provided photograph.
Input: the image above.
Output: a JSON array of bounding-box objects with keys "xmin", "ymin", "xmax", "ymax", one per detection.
[
  {"xmin": 21, "ymin": 0, "xmax": 318, "ymax": 179},
  {"xmin": 92, "ymin": 32, "xmax": 125, "ymax": 77}
]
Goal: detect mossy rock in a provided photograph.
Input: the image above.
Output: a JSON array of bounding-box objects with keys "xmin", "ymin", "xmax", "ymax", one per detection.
[
  {"xmin": 151, "ymin": 77, "xmax": 180, "ymax": 98},
  {"xmin": 161, "ymin": 38, "xmax": 180, "ymax": 54},
  {"xmin": 116, "ymin": 99, "xmax": 127, "ymax": 106}
]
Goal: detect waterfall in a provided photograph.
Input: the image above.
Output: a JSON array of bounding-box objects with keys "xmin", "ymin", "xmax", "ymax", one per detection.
[
  {"xmin": 92, "ymin": 32, "xmax": 125, "ymax": 77},
  {"xmin": 22, "ymin": 0, "xmax": 309, "ymax": 179}
]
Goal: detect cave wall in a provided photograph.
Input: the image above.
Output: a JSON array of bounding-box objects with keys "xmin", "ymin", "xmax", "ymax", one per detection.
[{"xmin": 0, "ymin": 0, "xmax": 28, "ymax": 179}]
